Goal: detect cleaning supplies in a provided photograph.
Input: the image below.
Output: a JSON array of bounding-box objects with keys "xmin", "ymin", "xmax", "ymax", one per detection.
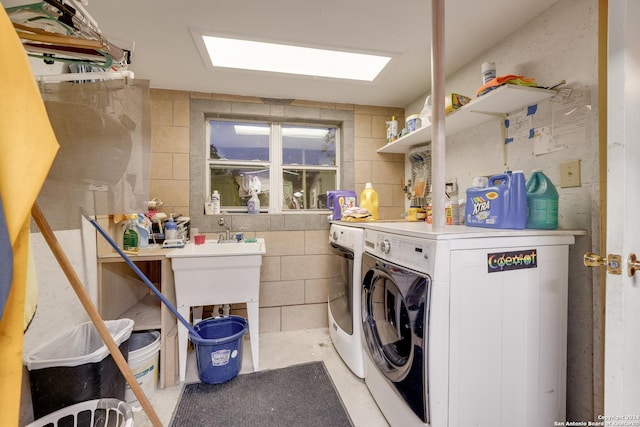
[
  {"xmin": 419, "ymin": 95, "xmax": 432, "ymax": 128},
  {"xmin": 164, "ymin": 218, "xmax": 178, "ymax": 240},
  {"xmin": 426, "ymin": 185, "xmax": 433, "ymax": 224},
  {"xmin": 526, "ymin": 169, "xmax": 559, "ymax": 229},
  {"xmin": 247, "ymin": 176, "xmax": 261, "ymax": 214},
  {"xmin": 359, "ymin": 183, "xmax": 379, "ymax": 220},
  {"xmin": 327, "ymin": 190, "xmax": 357, "ymax": 220},
  {"xmin": 482, "ymin": 62, "xmax": 496, "ymax": 84},
  {"xmin": 247, "ymin": 190, "xmax": 260, "ymax": 214},
  {"xmin": 465, "ymin": 170, "xmax": 527, "ymax": 229},
  {"xmin": 212, "ymin": 190, "xmax": 221, "ymax": 214},
  {"xmin": 386, "ymin": 117, "xmax": 398, "ymax": 144},
  {"xmin": 445, "ymin": 179, "xmax": 460, "ymax": 225},
  {"xmin": 136, "ymin": 213, "xmax": 151, "ymax": 248},
  {"xmin": 122, "ymin": 214, "xmax": 139, "ymax": 251}
]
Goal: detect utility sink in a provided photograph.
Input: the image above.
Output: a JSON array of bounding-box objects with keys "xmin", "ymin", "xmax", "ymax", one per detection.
[
  {"xmin": 166, "ymin": 237, "xmax": 266, "ymax": 382},
  {"xmin": 166, "ymin": 238, "xmax": 266, "ymax": 258}
]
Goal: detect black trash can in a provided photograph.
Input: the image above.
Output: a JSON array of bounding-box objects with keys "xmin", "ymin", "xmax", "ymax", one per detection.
[{"xmin": 24, "ymin": 319, "xmax": 134, "ymax": 419}]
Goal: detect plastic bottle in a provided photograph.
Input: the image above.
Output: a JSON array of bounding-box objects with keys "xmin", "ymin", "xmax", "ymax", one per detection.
[
  {"xmin": 445, "ymin": 179, "xmax": 460, "ymax": 225},
  {"xmin": 482, "ymin": 62, "xmax": 496, "ymax": 84},
  {"xmin": 359, "ymin": 183, "xmax": 379, "ymax": 220},
  {"xmin": 419, "ymin": 95, "xmax": 432, "ymax": 127},
  {"xmin": 426, "ymin": 185, "xmax": 433, "ymax": 224},
  {"xmin": 247, "ymin": 190, "xmax": 260, "ymax": 214},
  {"xmin": 164, "ymin": 218, "xmax": 178, "ymax": 240},
  {"xmin": 212, "ymin": 190, "xmax": 221, "ymax": 214},
  {"xmin": 386, "ymin": 116, "xmax": 398, "ymax": 144},
  {"xmin": 526, "ymin": 169, "xmax": 559, "ymax": 229},
  {"xmin": 135, "ymin": 213, "xmax": 150, "ymax": 248},
  {"xmin": 122, "ymin": 214, "xmax": 139, "ymax": 251}
]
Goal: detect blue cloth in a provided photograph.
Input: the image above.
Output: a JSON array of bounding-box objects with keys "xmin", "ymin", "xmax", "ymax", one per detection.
[{"xmin": 0, "ymin": 195, "xmax": 13, "ymax": 321}]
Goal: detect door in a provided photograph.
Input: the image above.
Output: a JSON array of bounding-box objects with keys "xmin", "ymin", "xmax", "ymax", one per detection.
[{"xmin": 604, "ymin": 0, "xmax": 640, "ymax": 414}]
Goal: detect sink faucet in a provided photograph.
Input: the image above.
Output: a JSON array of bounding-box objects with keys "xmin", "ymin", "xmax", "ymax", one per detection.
[
  {"xmin": 218, "ymin": 226, "xmax": 231, "ymax": 242},
  {"xmin": 217, "ymin": 217, "xmax": 231, "ymax": 242}
]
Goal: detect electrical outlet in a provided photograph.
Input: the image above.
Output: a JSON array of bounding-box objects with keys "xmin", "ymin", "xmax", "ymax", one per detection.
[{"xmin": 560, "ymin": 160, "xmax": 581, "ymax": 188}]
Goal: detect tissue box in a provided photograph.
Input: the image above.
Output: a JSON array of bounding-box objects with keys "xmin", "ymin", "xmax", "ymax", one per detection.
[{"xmin": 445, "ymin": 93, "xmax": 471, "ymax": 114}]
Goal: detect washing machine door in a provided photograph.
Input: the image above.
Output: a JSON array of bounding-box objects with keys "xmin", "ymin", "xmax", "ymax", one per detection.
[
  {"xmin": 328, "ymin": 243, "xmax": 354, "ymax": 334},
  {"xmin": 362, "ymin": 252, "xmax": 427, "ymax": 381}
]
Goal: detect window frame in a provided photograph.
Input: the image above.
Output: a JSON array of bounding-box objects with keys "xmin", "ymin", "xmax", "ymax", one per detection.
[{"xmin": 205, "ymin": 118, "xmax": 341, "ymax": 213}]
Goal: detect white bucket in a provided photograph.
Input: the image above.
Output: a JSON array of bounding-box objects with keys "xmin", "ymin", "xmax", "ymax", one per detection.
[{"xmin": 124, "ymin": 331, "xmax": 161, "ymax": 402}]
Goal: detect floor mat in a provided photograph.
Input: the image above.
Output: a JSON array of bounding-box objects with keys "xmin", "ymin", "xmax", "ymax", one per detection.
[{"xmin": 170, "ymin": 361, "xmax": 354, "ymax": 427}]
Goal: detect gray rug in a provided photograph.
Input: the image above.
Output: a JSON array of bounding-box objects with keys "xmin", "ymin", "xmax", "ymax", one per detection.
[{"xmin": 170, "ymin": 361, "xmax": 354, "ymax": 427}]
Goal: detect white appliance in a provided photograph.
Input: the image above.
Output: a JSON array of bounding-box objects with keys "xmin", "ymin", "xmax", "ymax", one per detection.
[
  {"xmin": 360, "ymin": 222, "xmax": 576, "ymax": 427},
  {"xmin": 328, "ymin": 223, "xmax": 365, "ymax": 378}
]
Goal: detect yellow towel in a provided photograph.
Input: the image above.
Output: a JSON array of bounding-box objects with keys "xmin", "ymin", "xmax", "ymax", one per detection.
[{"xmin": 0, "ymin": 6, "xmax": 60, "ymax": 425}]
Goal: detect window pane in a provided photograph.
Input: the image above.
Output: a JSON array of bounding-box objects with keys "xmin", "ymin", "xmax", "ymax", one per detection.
[
  {"xmin": 209, "ymin": 120, "xmax": 270, "ymax": 161},
  {"xmin": 210, "ymin": 166, "xmax": 270, "ymax": 209},
  {"xmin": 283, "ymin": 169, "xmax": 336, "ymax": 210},
  {"xmin": 282, "ymin": 126, "xmax": 336, "ymax": 166}
]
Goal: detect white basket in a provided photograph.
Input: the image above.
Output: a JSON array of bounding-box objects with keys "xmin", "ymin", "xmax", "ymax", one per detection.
[{"xmin": 27, "ymin": 398, "xmax": 133, "ymax": 427}]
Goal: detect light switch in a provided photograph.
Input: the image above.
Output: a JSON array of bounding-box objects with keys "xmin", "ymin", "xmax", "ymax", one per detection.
[{"xmin": 560, "ymin": 160, "xmax": 581, "ymax": 188}]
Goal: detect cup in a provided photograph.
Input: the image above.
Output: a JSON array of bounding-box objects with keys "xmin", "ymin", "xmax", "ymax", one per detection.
[
  {"xmin": 194, "ymin": 234, "xmax": 206, "ymax": 245},
  {"xmin": 190, "ymin": 227, "xmax": 199, "ymax": 239}
]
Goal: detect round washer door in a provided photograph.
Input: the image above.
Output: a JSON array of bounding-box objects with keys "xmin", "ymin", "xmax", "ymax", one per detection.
[{"xmin": 362, "ymin": 255, "xmax": 414, "ymax": 382}]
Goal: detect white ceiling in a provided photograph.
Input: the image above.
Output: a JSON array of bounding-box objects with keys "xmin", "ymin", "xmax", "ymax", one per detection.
[{"xmin": 10, "ymin": 0, "xmax": 560, "ymax": 107}]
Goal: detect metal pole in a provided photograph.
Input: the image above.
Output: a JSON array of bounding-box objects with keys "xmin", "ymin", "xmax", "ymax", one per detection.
[{"xmin": 431, "ymin": 0, "xmax": 446, "ymax": 230}]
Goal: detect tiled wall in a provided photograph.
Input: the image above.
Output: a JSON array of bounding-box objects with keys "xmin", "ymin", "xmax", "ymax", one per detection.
[{"xmin": 149, "ymin": 89, "xmax": 404, "ymax": 332}]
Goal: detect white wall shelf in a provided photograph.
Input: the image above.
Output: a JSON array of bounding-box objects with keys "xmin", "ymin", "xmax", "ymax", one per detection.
[{"xmin": 378, "ymin": 85, "xmax": 557, "ymax": 154}]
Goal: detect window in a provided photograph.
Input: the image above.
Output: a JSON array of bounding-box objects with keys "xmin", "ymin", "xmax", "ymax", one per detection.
[{"xmin": 207, "ymin": 119, "xmax": 339, "ymax": 213}]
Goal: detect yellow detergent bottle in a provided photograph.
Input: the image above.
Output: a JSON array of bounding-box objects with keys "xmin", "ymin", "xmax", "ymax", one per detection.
[{"xmin": 360, "ymin": 183, "xmax": 379, "ymax": 220}]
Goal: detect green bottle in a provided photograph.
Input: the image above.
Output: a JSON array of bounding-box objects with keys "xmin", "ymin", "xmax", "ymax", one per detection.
[{"xmin": 123, "ymin": 214, "xmax": 139, "ymax": 250}]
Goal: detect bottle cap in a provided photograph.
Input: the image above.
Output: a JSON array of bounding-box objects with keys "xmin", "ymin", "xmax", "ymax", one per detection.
[
  {"xmin": 365, "ymin": 182, "xmax": 373, "ymax": 189},
  {"xmin": 213, "ymin": 190, "xmax": 219, "ymax": 195}
]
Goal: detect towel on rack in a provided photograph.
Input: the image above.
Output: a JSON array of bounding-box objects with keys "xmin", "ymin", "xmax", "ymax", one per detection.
[{"xmin": 476, "ymin": 74, "xmax": 537, "ymax": 97}]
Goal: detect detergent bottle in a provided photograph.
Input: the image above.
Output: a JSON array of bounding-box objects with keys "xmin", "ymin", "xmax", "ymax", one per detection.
[
  {"xmin": 122, "ymin": 214, "xmax": 139, "ymax": 251},
  {"xmin": 465, "ymin": 170, "xmax": 527, "ymax": 229},
  {"xmin": 526, "ymin": 169, "xmax": 559, "ymax": 229},
  {"xmin": 360, "ymin": 183, "xmax": 379, "ymax": 220}
]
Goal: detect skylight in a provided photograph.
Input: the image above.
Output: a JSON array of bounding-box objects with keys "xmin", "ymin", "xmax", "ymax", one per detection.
[{"xmin": 200, "ymin": 36, "xmax": 391, "ymax": 81}]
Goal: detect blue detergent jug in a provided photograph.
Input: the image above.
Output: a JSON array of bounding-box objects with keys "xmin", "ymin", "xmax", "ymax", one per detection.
[
  {"xmin": 465, "ymin": 170, "xmax": 527, "ymax": 229},
  {"xmin": 327, "ymin": 190, "xmax": 357, "ymax": 220}
]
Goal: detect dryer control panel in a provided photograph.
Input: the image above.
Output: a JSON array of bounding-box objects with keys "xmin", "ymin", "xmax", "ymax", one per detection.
[
  {"xmin": 329, "ymin": 223, "xmax": 364, "ymax": 252},
  {"xmin": 364, "ymin": 229, "xmax": 435, "ymax": 273}
]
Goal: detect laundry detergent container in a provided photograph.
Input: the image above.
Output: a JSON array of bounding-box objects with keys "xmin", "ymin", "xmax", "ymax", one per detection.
[
  {"xmin": 24, "ymin": 318, "xmax": 134, "ymax": 419},
  {"xmin": 189, "ymin": 315, "xmax": 248, "ymax": 384}
]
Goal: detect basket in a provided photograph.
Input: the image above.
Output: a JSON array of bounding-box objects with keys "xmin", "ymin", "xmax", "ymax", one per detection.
[{"xmin": 26, "ymin": 398, "xmax": 134, "ymax": 427}]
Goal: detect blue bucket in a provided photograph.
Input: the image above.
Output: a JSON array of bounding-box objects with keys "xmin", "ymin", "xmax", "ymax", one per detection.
[{"xmin": 189, "ymin": 316, "xmax": 248, "ymax": 384}]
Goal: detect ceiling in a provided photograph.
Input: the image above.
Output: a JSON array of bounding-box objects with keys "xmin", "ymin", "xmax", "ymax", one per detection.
[{"xmin": 10, "ymin": 0, "xmax": 559, "ymax": 107}]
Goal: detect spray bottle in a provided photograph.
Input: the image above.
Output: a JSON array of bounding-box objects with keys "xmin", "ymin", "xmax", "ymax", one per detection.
[{"xmin": 247, "ymin": 176, "xmax": 261, "ymax": 214}]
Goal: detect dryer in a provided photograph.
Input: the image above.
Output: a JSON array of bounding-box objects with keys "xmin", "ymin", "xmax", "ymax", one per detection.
[{"xmin": 328, "ymin": 223, "xmax": 365, "ymax": 378}]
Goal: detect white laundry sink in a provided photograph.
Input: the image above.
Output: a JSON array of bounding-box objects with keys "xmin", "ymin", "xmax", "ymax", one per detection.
[
  {"xmin": 166, "ymin": 237, "xmax": 266, "ymax": 381},
  {"xmin": 167, "ymin": 238, "xmax": 266, "ymax": 258}
]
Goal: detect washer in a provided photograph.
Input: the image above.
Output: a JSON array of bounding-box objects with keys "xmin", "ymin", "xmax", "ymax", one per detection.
[
  {"xmin": 361, "ymin": 228, "xmax": 438, "ymax": 426},
  {"xmin": 361, "ymin": 222, "xmax": 576, "ymax": 427},
  {"xmin": 328, "ymin": 223, "xmax": 365, "ymax": 378}
]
